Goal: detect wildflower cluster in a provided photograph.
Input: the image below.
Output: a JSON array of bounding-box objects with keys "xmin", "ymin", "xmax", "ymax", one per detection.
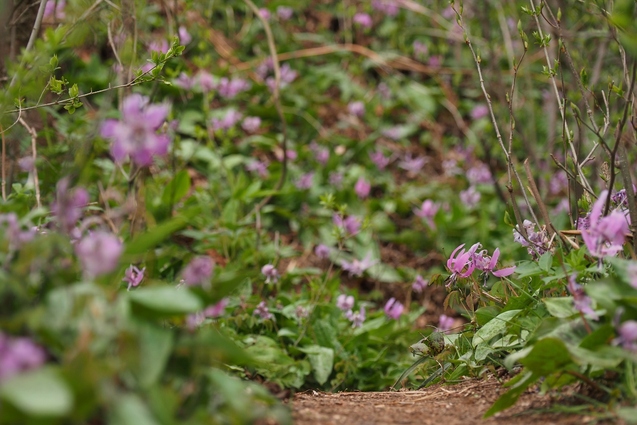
[{"xmin": 446, "ymin": 243, "xmax": 515, "ymax": 285}]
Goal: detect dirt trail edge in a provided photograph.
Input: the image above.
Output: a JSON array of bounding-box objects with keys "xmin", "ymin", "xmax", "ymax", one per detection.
[{"xmin": 290, "ymin": 375, "xmax": 615, "ymax": 425}]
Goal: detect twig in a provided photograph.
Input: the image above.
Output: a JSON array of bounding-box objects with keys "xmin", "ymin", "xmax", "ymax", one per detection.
[
  {"xmin": 17, "ymin": 117, "xmax": 41, "ymax": 208},
  {"xmin": 1, "ymin": 124, "xmax": 6, "ymax": 201}
]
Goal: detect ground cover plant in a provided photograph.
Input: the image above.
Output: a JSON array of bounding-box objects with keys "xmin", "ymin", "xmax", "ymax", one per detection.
[{"xmin": 1, "ymin": 0, "xmax": 637, "ymax": 423}]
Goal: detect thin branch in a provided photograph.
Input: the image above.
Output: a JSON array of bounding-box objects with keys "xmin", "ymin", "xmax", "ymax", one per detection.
[
  {"xmin": 17, "ymin": 117, "xmax": 41, "ymax": 208},
  {"xmin": 1, "ymin": 124, "xmax": 6, "ymax": 201}
]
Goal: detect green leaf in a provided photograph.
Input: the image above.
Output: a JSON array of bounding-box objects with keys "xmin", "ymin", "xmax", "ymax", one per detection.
[
  {"xmin": 136, "ymin": 321, "xmax": 174, "ymax": 388},
  {"xmin": 520, "ymin": 338, "xmax": 573, "ymax": 375},
  {"xmin": 299, "ymin": 345, "xmax": 334, "ymax": 385},
  {"xmin": 0, "ymin": 367, "xmax": 73, "ymax": 416},
  {"xmin": 129, "ymin": 286, "xmax": 202, "ymax": 315},
  {"xmin": 124, "ymin": 208, "xmax": 199, "ymax": 256},
  {"xmin": 472, "ymin": 310, "xmax": 521, "ymax": 347},
  {"xmin": 109, "ymin": 394, "xmax": 159, "ymax": 425},
  {"xmin": 161, "ymin": 170, "xmax": 191, "ymax": 205},
  {"xmin": 543, "ymin": 297, "xmax": 577, "ymax": 318},
  {"xmin": 538, "ymin": 252, "xmax": 552, "ymax": 272}
]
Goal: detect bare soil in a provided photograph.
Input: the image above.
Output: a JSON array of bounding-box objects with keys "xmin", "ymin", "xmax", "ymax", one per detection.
[{"xmin": 290, "ymin": 375, "xmax": 618, "ymax": 425}]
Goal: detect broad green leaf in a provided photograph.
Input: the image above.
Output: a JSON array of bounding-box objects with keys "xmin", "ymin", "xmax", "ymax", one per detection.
[
  {"xmin": 472, "ymin": 310, "xmax": 521, "ymax": 347},
  {"xmin": 109, "ymin": 394, "xmax": 159, "ymax": 425},
  {"xmin": 124, "ymin": 208, "xmax": 199, "ymax": 256},
  {"xmin": 538, "ymin": 252, "xmax": 552, "ymax": 271},
  {"xmin": 129, "ymin": 286, "xmax": 202, "ymax": 315},
  {"xmin": 543, "ymin": 297, "xmax": 577, "ymax": 318},
  {"xmin": 520, "ymin": 338, "xmax": 573, "ymax": 375},
  {"xmin": 484, "ymin": 371, "xmax": 539, "ymax": 418},
  {"xmin": 299, "ymin": 345, "xmax": 334, "ymax": 385},
  {"xmin": 160, "ymin": 170, "xmax": 191, "ymax": 205},
  {"xmin": 136, "ymin": 321, "xmax": 174, "ymax": 388},
  {"xmin": 0, "ymin": 368, "xmax": 73, "ymax": 416}
]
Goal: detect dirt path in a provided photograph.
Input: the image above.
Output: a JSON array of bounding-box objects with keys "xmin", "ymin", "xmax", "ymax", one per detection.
[{"xmin": 290, "ymin": 375, "xmax": 615, "ymax": 425}]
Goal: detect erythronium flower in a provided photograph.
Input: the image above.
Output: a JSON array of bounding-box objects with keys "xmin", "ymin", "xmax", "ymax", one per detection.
[
  {"xmin": 341, "ymin": 252, "xmax": 377, "ymax": 277},
  {"xmin": 258, "ymin": 8, "xmax": 271, "ymax": 19},
  {"xmin": 0, "ymin": 213, "xmax": 35, "ymax": 250},
  {"xmin": 242, "ymin": 116, "xmax": 261, "ymax": 133},
  {"xmin": 398, "ymin": 154, "xmax": 427, "ymax": 173},
  {"xmin": 75, "ymin": 231, "xmax": 123, "ymax": 278},
  {"xmin": 262, "ymin": 264, "xmax": 280, "ymax": 284},
  {"xmin": 217, "ymin": 77, "xmax": 251, "ymax": 99},
  {"xmin": 613, "ymin": 320, "xmax": 637, "ymax": 352},
  {"xmin": 414, "ymin": 200, "xmax": 439, "ymax": 229},
  {"xmin": 370, "ymin": 149, "xmax": 391, "ymax": 170},
  {"xmin": 100, "ymin": 94, "xmax": 171, "ymax": 166},
  {"xmin": 353, "ymin": 12, "xmax": 373, "ymax": 28},
  {"xmin": 181, "ymin": 256, "xmax": 214, "ymax": 287},
  {"xmin": 44, "ymin": 0, "xmax": 65, "ymax": 20},
  {"xmin": 178, "ymin": 26, "xmax": 191, "ymax": 44},
  {"xmin": 347, "ymin": 101, "xmax": 365, "ymax": 117},
  {"xmin": 384, "ymin": 298, "xmax": 404, "ymax": 319},
  {"xmin": 459, "ymin": 186, "xmax": 480, "ymax": 208},
  {"xmin": 123, "ymin": 265, "xmax": 145, "ymax": 290},
  {"xmin": 581, "ymin": 190, "xmax": 630, "ymax": 258},
  {"xmin": 295, "ymin": 172, "xmax": 314, "ymax": 190},
  {"xmin": 346, "ymin": 306, "xmax": 366, "ymax": 328},
  {"xmin": 354, "ymin": 177, "xmax": 371, "ymax": 199},
  {"xmin": 333, "ymin": 214, "xmax": 361, "ymax": 236},
  {"xmin": 412, "ymin": 275, "xmax": 428, "ymax": 293},
  {"xmin": 446, "ymin": 243, "xmax": 480, "ymax": 281},
  {"xmin": 254, "ymin": 301, "xmax": 275, "ymax": 320},
  {"xmin": 51, "ymin": 178, "xmax": 89, "ymax": 234},
  {"xmin": 204, "ymin": 298, "xmax": 228, "ymax": 318},
  {"xmin": 371, "ymin": 0, "xmax": 399, "ymax": 16},
  {"xmin": 438, "ymin": 314, "xmax": 454, "ymax": 333},
  {"xmin": 211, "ymin": 109, "xmax": 243, "ymax": 131},
  {"xmin": 567, "ymin": 274, "xmax": 598, "ymax": 320},
  {"xmin": 336, "ymin": 294, "xmax": 355, "ymax": 311},
  {"xmin": 309, "ymin": 142, "xmax": 329, "ymax": 165},
  {"xmin": 246, "ymin": 160, "xmax": 269, "ymax": 178},
  {"xmin": 0, "ymin": 333, "xmax": 47, "ymax": 382},
  {"xmin": 381, "ymin": 126, "xmax": 402, "ymax": 140},
  {"xmin": 470, "ymin": 104, "xmax": 489, "ymax": 120},
  {"xmin": 473, "ymin": 247, "xmax": 516, "ymax": 278},
  {"xmin": 466, "ymin": 163, "xmax": 492, "ymax": 185},
  {"xmin": 315, "ymin": 244, "xmax": 331, "ymax": 259},
  {"xmin": 277, "ymin": 6, "xmax": 293, "ymax": 20}
]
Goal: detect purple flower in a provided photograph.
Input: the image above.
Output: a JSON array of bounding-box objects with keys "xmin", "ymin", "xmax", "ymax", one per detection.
[
  {"xmin": 414, "ymin": 200, "xmax": 439, "ymax": 229},
  {"xmin": 513, "ymin": 220, "xmax": 551, "ymax": 259},
  {"xmin": 204, "ymin": 298, "xmax": 228, "ymax": 318},
  {"xmin": 75, "ymin": 231, "xmax": 123, "ymax": 278},
  {"xmin": 466, "ymin": 163, "xmax": 492, "ymax": 185},
  {"xmin": 354, "ymin": 177, "xmax": 371, "ymax": 199},
  {"xmin": 274, "ymin": 149, "xmax": 297, "ymax": 162},
  {"xmin": 549, "ymin": 172, "xmax": 568, "ymax": 195},
  {"xmin": 377, "ymin": 82, "xmax": 391, "ymax": 100},
  {"xmin": 100, "ymin": 94, "xmax": 171, "ymax": 166},
  {"xmin": 369, "ymin": 149, "xmax": 391, "ymax": 170},
  {"xmin": 309, "ymin": 142, "xmax": 330, "ymax": 165},
  {"xmin": 258, "ymin": 8, "xmax": 271, "ymax": 20},
  {"xmin": 295, "ymin": 172, "xmax": 314, "ymax": 190},
  {"xmin": 341, "ymin": 252, "xmax": 377, "ymax": 277},
  {"xmin": 428, "ymin": 55, "xmax": 442, "ymax": 68},
  {"xmin": 178, "ymin": 26, "xmax": 192, "ymax": 45},
  {"xmin": 277, "ymin": 6, "xmax": 293, "ymax": 20},
  {"xmin": 446, "ymin": 243, "xmax": 480, "ymax": 281},
  {"xmin": 262, "ymin": 264, "xmax": 280, "ymax": 284},
  {"xmin": 315, "ymin": 244, "xmax": 331, "ymax": 259},
  {"xmin": 211, "ymin": 109, "xmax": 243, "ymax": 131},
  {"xmin": 398, "ymin": 154, "xmax": 427, "ymax": 174},
  {"xmin": 329, "ymin": 171, "xmax": 344, "ymax": 187},
  {"xmin": 123, "ymin": 265, "xmax": 145, "ymax": 290},
  {"xmin": 347, "ymin": 101, "xmax": 365, "ymax": 117},
  {"xmin": 181, "ymin": 256, "xmax": 214, "ymax": 287},
  {"xmin": 149, "ymin": 39, "xmax": 169, "ymax": 54},
  {"xmin": 371, "ymin": 0, "xmax": 400, "ymax": 16},
  {"xmin": 472, "ymin": 247, "xmax": 516, "ymax": 278},
  {"xmin": 353, "ymin": 12, "xmax": 373, "ymax": 28},
  {"xmin": 196, "ymin": 71, "xmax": 216, "ymax": 92},
  {"xmin": 413, "ymin": 40, "xmax": 428, "ymax": 60},
  {"xmin": 51, "ymin": 178, "xmax": 89, "ymax": 233},
  {"xmin": 382, "ymin": 126, "xmax": 402, "ymax": 140},
  {"xmin": 254, "ymin": 301, "xmax": 275, "ymax": 320},
  {"xmin": 336, "ymin": 294, "xmax": 355, "ymax": 311},
  {"xmin": 459, "ymin": 186, "xmax": 481, "ymax": 208},
  {"xmin": 581, "ymin": 190, "xmax": 630, "ymax": 258},
  {"xmin": 242, "ymin": 116, "xmax": 261, "ymax": 133},
  {"xmin": 412, "ymin": 275, "xmax": 428, "ymax": 293},
  {"xmin": 627, "ymin": 262, "xmax": 637, "ymax": 289},
  {"xmin": 246, "ymin": 160, "xmax": 269, "ymax": 178},
  {"xmin": 266, "ymin": 63, "xmax": 297, "ymax": 91},
  {"xmin": 613, "ymin": 320, "xmax": 637, "ymax": 352},
  {"xmin": 0, "ymin": 333, "xmax": 46, "ymax": 382},
  {"xmin": 470, "ymin": 104, "xmax": 489, "ymax": 120},
  {"xmin": 217, "ymin": 77, "xmax": 251, "ymax": 99},
  {"xmin": 0, "ymin": 213, "xmax": 35, "ymax": 250},
  {"xmin": 174, "ymin": 72, "xmax": 194, "ymax": 90},
  {"xmin": 567, "ymin": 274, "xmax": 598, "ymax": 320},
  {"xmin": 438, "ymin": 314, "xmax": 454, "ymax": 333},
  {"xmin": 44, "ymin": 0, "xmax": 65, "ymax": 20},
  {"xmin": 17, "ymin": 157, "xmax": 35, "ymax": 172},
  {"xmin": 333, "ymin": 214, "xmax": 361, "ymax": 236},
  {"xmin": 346, "ymin": 306, "xmax": 366, "ymax": 328},
  {"xmin": 384, "ymin": 298, "xmax": 404, "ymax": 319}
]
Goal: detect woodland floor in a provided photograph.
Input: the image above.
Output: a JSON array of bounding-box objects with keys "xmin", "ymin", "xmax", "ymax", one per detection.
[{"xmin": 289, "ymin": 374, "xmax": 620, "ymax": 425}]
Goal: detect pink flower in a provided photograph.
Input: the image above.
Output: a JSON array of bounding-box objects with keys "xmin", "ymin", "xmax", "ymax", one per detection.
[
  {"xmin": 246, "ymin": 160, "xmax": 269, "ymax": 178},
  {"xmin": 460, "ymin": 186, "xmax": 480, "ymax": 208},
  {"xmin": 333, "ymin": 214, "xmax": 361, "ymax": 236},
  {"xmin": 211, "ymin": 109, "xmax": 243, "ymax": 131},
  {"xmin": 581, "ymin": 190, "xmax": 630, "ymax": 258},
  {"xmin": 470, "ymin": 104, "xmax": 489, "ymax": 120},
  {"xmin": 181, "ymin": 256, "xmax": 214, "ymax": 287},
  {"xmin": 446, "ymin": 243, "xmax": 480, "ymax": 281},
  {"xmin": 382, "ymin": 126, "xmax": 402, "ymax": 140},
  {"xmin": 414, "ymin": 200, "xmax": 439, "ymax": 229},
  {"xmin": 258, "ymin": 8, "xmax": 271, "ymax": 20},
  {"xmin": 341, "ymin": 252, "xmax": 377, "ymax": 276},
  {"xmin": 384, "ymin": 298, "xmax": 404, "ymax": 319},
  {"xmin": 353, "ymin": 13, "xmax": 373, "ymax": 28},
  {"xmin": 438, "ymin": 314, "xmax": 455, "ymax": 333},
  {"xmin": 149, "ymin": 40, "xmax": 169, "ymax": 54},
  {"xmin": 100, "ymin": 94, "xmax": 171, "ymax": 166},
  {"xmin": 310, "ymin": 142, "xmax": 329, "ymax": 165},
  {"xmin": 398, "ymin": 154, "xmax": 427, "ymax": 173},
  {"xmin": 346, "ymin": 306, "xmax": 366, "ymax": 328},
  {"xmin": 567, "ymin": 274, "xmax": 598, "ymax": 320},
  {"xmin": 466, "ymin": 163, "xmax": 492, "ymax": 185},
  {"xmin": 262, "ymin": 264, "xmax": 279, "ymax": 284},
  {"xmin": 614, "ymin": 320, "xmax": 637, "ymax": 352},
  {"xmin": 196, "ymin": 71, "xmax": 216, "ymax": 92},
  {"xmin": 123, "ymin": 265, "xmax": 145, "ymax": 290},
  {"xmin": 204, "ymin": 298, "xmax": 228, "ymax": 318},
  {"xmin": 371, "ymin": 0, "xmax": 399, "ymax": 16},
  {"xmin": 295, "ymin": 172, "xmax": 314, "ymax": 190},
  {"xmin": 217, "ymin": 77, "xmax": 251, "ymax": 99},
  {"xmin": 413, "ymin": 40, "xmax": 428, "ymax": 60},
  {"xmin": 369, "ymin": 149, "xmax": 391, "ymax": 170},
  {"xmin": 178, "ymin": 26, "xmax": 192, "ymax": 45},
  {"xmin": 75, "ymin": 231, "xmax": 123, "ymax": 278},
  {"xmin": 354, "ymin": 177, "xmax": 371, "ymax": 199},
  {"xmin": 315, "ymin": 244, "xmax": 331, "ymax": 259},
  {"xmin": 242, "ymin": 116, "xmax": 262, "ymax": 133},
  {"xmin": 174, "ymin": 73, "xmax": 194, "ymax": 90},
  {"xmin": 337, "ymin": 294, "xmax": 355, "ymax": 311},
  {"xmin": 44, "ymin": 0, "xmax": 65, "ymax": 20},
  {"xmin": 50, "ymin": 178, "xmax": 88, "ymax": 234},
  {"xmin": 277, "ymin": 6, "xmax": 293, "ymax": 20},
  {"xmin": 254, "ymin": 301, "xmax": 274, "ymax": 320},
  {"xmin": 412, "ymin": 275, "xmax": 428, "ymax": 293},
  {"xmin": 347, "ymin": 101, "xmax": 365, "ymax": 117},
  {"xmin": 472, "ymin": 247, "xmax": 516, "ymax": 278},
  {"xmin": 0, "ymin": 333, "xmax": 46, "ymax": 382}
]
